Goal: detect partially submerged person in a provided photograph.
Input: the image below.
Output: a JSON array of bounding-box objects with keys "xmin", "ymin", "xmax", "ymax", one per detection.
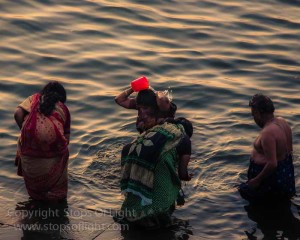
[
  {"xmin": 115, "ymin": 82, "xmax": 177, "ymax": 131},
  {"xmin": 14, "ymin": 81, "xmax": 71, "ymax": 202},
  {"xmin": 239, "ymin": 94, "xmax": 296, "ymax": 202},
  {"xmin": 118, "ymin": 99, "xmax": 193, "ymax": 229},
  {"xmin": 117, "ymin": 87, "xmax": 177, "ymax": 133}
]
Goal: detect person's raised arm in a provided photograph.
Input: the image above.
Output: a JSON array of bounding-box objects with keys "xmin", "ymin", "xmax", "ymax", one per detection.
[
  {"xmin": 14, "ymin": 107, "xmax": 28, "ymax": 130},
  {"xmin": 114, "ymin": 87, "xmax": 137, "ymax": 109}
]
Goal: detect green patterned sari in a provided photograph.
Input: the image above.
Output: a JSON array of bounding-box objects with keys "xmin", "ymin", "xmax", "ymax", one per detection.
[{"xmin": 120, "ymin": 122, "xmax": 184, "ymax": 228}]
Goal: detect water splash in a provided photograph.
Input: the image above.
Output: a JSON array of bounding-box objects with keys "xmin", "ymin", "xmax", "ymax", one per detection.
[
  {"xmin": 151, "ymin": 86, "xmax": 173, "ymax": 102},
  {"xmin": 163, "ymin": 87, "xmax": 173, "ymax": 102}
]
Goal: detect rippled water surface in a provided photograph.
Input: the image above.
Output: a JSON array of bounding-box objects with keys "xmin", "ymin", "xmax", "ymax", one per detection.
[{"xmin": 1, "ymin": 0, "xmax": 300, "ymax": 239}]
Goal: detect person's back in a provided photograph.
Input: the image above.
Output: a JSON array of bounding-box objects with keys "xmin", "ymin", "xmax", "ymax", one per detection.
[
  {"xmin": 267, "ymin": 117, "xmax": 292, "ymax": 159},
  {"xmin": 239, "ymin": 94, "xmax": 296, "ymax": 202},
  {"xmin": 14, "ymin": 81, "xmax": 70, "ymax": 202},
  {"xmin": 118, "ymin": 99, "xmax": 192, "ymax": 228},
  {"xmin": 251, "ymin": 117, "xmax": 293, "ymax": 165}
]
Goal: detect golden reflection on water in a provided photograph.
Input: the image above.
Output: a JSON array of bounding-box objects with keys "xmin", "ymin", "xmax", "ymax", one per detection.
[{"xmin": 0, "ymin": 0, "xmax": 300, "ymax": 238}]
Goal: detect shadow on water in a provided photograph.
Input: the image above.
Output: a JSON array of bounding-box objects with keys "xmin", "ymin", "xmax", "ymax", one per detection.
[
  {"xmin": 15, "ymin": 199, "xmax": 69, "ymax": 240},
  {"xmin": 120, "ymin": 216, "xmax": 193, "ymax": 240},
  {"xmin": 244, "ymin": 200, "xmax": 300, "ymax": 240}
]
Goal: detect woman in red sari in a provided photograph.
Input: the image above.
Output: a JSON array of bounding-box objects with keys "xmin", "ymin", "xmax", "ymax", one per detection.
[{"xmin": 14, "ymin": 81, "xmax": 71, "ymax": 201}]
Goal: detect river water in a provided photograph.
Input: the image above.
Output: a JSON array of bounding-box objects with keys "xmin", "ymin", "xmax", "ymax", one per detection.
[{"xmin": 0, "ymin": 0, "xmax": 300, "ymax": 239}]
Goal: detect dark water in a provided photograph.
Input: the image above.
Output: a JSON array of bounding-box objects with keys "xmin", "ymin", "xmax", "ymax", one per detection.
[{"xmin": 0, "ymin": 0, "xmax": 300, "ymax": 239}]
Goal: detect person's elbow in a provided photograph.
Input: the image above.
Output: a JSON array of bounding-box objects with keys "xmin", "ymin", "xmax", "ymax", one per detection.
[
  {"xmin": 14, "ymin": 107, "xmax": 26, "ymax": 129},
  {"xmin": 14, "ymin": 108, "xmax": 22, "ymax": 122}
]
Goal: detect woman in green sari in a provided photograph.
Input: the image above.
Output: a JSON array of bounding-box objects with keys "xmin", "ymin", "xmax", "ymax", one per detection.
[{"xmin": 119, "ymin": 91, "xmax": 193, "ymax": 229}]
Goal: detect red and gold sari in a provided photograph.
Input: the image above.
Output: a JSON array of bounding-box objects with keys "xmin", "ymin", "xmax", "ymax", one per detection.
[{"xmin": 15, "ymin": 93, "xmax": 70, "ymax": 201}]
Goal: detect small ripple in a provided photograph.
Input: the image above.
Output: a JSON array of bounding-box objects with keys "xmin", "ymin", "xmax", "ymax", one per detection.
[
  {"xmin": 241, "ymin": 13, "xmax": 300, "ymax": 30},
  {"xmin": 206, "ymin": 58, "xmax": 234, "ymax": 69},
  {"xmin": 187, "ymin": 31, "xmax": 211, "ymax": 39},
  {"xmin": 232, "ymin": 58, "xmax": 261, "ymax": 67},
  {"xmin": 264, "ymin": 44, "xmax": 293, "ymax": 52},
  {"xmin": 64, "ymin": 12, "xmax": 120, "ymax": 26},
  {"xmin": 236, "ymin": 41, "xmax": 261, "ymax": 50},
  {"xmin": 276, "ymin": 0, "xmax": 300, "ymax": 6},
  {"xmin": 10, "ymin": 19, "xmax": 46, "ymax": 33},
  {"xmin": 274, "ymin": 33, "xmax": 300, "ymax": 40},
  {"xmin": 233, "ymin": 21, "xmax": 271, "ymax": 32},
  {"xmin": 33, "ymin": 0, "xmax": 56, "ymax": 6},
  {"xmin": 0, "ymin": 47, "xmax": 22, "ymax": 55},
  {"xmin": 50, "ymin": 70, "xmax": 93, "ymax": 79},
  {"xmin": 0, "ymin": 60, "xmax": 36, "ymax": 72},
  {"xmin": 38, "ymin": 56, "xmax": 65, "ymax": 65},
  {"xmin": 74, "ymin": 30, "xmax": 113, "ymax": 38},
  {"xmin": 145, "ymin": 39, "xmax": 183, "ymax": 49},
  {"xmin": 271, "ymin": 57, "xmax": 299, "ymax": 66},
  {"xmin": 98, "ymin": 6, "xmax": 140, "ymax": 18}
]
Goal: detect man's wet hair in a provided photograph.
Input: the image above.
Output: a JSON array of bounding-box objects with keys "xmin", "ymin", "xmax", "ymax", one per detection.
[
  {"xmin": 136, "ymin": 89, "xmax": 159, "ymax": 112},
  {"xmin": 249, "ymin": 93, "xmax": 275, "ymax": 114}
]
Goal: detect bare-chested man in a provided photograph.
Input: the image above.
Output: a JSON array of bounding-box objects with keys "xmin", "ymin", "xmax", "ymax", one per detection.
[{"xmin": 239, "ymin": 94, "xmax": 296, "ymax": 201}]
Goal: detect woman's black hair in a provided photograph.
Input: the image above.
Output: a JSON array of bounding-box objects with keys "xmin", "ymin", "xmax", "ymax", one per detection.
[
  {"xmin": 39, "ymin": 81, "xmax": 67, "ymax": 116},
  {"xmin": 166, "ymin": 117, "xmax": 193, "ymax": 138},
  {"xmin": 136, "ymin": 89, "xmax": 157, "ymax": 107},
  {"xmin": 136, "ymin": 89, "xmax": 159, "ymax": 116},
  {"xmin": 176, "ymin": 117, "xmax": 193, "ymax": 138}
]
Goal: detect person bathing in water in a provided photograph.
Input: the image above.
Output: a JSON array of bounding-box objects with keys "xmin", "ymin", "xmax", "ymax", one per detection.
[
  {"xmin": 239, "ymin": 94, "xmax": 296, "ymax": 202},
  {"xmin": 14, "ymin": 81, "xmax": 70, "ymax": 202},
  {"xmin": 118, "ymin": 92, "xmax": 193, "ymax": 229},
  {"xmin": 115, "ymin": 77, "xmax": 177, "ymax": 133}
]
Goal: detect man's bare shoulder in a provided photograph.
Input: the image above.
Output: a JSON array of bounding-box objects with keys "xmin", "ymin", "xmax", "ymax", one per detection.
[
  {"xmin": 277, "ymin": 116, "xmax": 286, "ymax": 123},
  {"xmin": 277, "ymin": 117, "xmax": 291, "ymax": 127},
  {"xmin": 261, "ymin": 124, "xmax": 278, "ymax": 137}
]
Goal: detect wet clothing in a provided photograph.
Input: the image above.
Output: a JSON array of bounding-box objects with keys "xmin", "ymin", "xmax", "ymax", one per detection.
[
  {"xmin": 239, "ymin": 153, "xmax": 296, "ymax": 202},
  {"xmin": 15, "ymin": 93, "xmax": 70, "ymax": 201},
  {"xmin": 120, "ymin": 122, "xmax": 186, "ymax": 228}
]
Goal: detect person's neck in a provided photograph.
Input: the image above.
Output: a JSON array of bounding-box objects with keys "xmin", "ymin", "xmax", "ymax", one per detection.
[{"xmin": 263, "ymin": 114, "xmax": 275, "ymax": 128}]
